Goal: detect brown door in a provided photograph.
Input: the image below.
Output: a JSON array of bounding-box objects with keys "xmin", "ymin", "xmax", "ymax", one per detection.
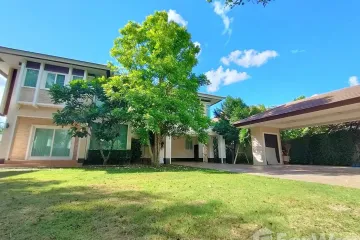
[
  {"xmin": 194, "ymin": 144, "xmax": 199, "ymax": 161},
  {"xmin": 264, "ymin": 134, "xmax": 280, "ymax": 164}
]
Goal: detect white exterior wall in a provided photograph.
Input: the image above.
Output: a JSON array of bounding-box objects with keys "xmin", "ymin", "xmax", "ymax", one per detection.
[{"xmin": 250, "ymin": 126, "xmax": 283, "ymax": 166}]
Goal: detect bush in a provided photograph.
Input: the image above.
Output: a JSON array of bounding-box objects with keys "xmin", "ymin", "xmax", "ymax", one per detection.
[
  {"xmin": 84, "ymin": 150, "xmax": 131, "ymax": 165},
  {"xmin": 131, "ymin": 139, "xmax": 142, "ymax": 163},
  {"xmin": 289, "ymin": 130, "xmax": 357, "ymax": 166}
]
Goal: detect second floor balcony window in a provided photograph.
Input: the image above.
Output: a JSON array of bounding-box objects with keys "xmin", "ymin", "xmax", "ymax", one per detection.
[
  {"xmin": 23, "ymin": 68, "xmax": 39, "ymax": 87},
  {"xmin": 45, "ymin": 72, "xmax": 66, "ymax": 89}
]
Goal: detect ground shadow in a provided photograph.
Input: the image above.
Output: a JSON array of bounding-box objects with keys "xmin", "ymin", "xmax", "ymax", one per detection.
[
  {"xmin": 0, "ymin": 170, "xmax": 37, "ymax": 179},
  {"xmin": 0, "ymin": 177, "xmax": 287, "ymax": 239},
  {"xmin": 81, "ymin": 164, "xmax": 232, "ymax": 175}
]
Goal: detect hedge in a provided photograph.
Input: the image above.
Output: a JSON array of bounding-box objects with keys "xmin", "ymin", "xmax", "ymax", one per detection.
[
  {"xmin": 84, "ymin": 150, "xmax": 132, "ymax": 165},
  {"xmin": 289, "ymin": 130, "xmax": 358, "ymax": 166}
]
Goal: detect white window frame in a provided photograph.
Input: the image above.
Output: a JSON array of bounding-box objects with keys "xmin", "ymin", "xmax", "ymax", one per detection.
[
  {"xmin": 42, "ymin": 71, "xmax": 69, "ymax": 90},
  {"xmin": 72, "ymin": 75, "xmax": 84, "ymax": 81},
  {"xmin": 26, "ymin": 125, "xmax": 74, "ymax": 160},
  {"xmin": 22, "ymin": 67, "xmax": 40, "ymax": 89}
]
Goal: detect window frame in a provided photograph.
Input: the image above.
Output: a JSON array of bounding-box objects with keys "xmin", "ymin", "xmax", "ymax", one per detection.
[
  {"xmin": 22, "ymin": 67, "xmax": 40, "ymax": 88},
  {"xmin": 42, "ymin": 71, "xmax": 67, "ymax": 90},
  {"xmin": 26, "ymin": 125, "xmax": 74, "ymax": 160},
  {"xmin": 72, "ymin": 75, "xmax": 84, "ymax": 81},
  {"xmin": 185, "ymin": 138, "xmax": 193, "ymax": 150}
]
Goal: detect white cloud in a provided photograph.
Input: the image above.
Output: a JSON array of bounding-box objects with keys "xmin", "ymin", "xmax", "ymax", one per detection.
[
  {"xmin": 291, "ymin": 49, "xmax": 306, "ymax": 54},
  {"xmin": 349, "ymin": 76, "xmax": 359, "ymax": 87},
  {"xmin": 212, "ymin": 1, "xmax": 233, "ymax": 36},
  {"xmin": 194, "ymin": 41, "xmax": 201, "ymax": 57},
  {"xmin": 205, "ymin": 66, "xmax": 250, "ymax": 92},
  {"xmin": 168, "ymin": 9, "xmax": 188, "ymax": 27},
  {"xmin": 221, "ymin": 49, "xmax": 279, "ymax": 68}
]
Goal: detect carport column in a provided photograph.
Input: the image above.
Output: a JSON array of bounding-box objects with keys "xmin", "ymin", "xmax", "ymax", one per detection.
[
  {"xmin": 164, "ymin": 136, "xmax": 172, "ymax": 164},
  {"xmin": 250, "ymin": 127, "xmax": 267, "ymax": 166},
  {"xmin": 218, "ymin": 135, "xmax": 226, "ymax": 163},
  {"xmin": 250, "ymin": 127, "xmax": 283, "ymax": 166}
]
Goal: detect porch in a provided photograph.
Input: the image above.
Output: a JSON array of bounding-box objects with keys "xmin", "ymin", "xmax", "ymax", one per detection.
[{"xmin": 141, "ymin": 134, "xmax": 227, "ymax": 164}]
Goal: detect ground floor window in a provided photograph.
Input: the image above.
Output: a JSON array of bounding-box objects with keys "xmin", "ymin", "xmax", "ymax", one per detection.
[
  {"xmin": 185, "ymin": 138, "xmax": 193, "ymax": 150},
  {"xmin": 31, "ymin": 128, "xmax": 72, "ymax": 158}
]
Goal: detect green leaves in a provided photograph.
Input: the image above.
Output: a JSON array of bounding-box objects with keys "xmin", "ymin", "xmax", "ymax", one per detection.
[
  {"xmin": 107, "ymin": 11, "xmax": 210, "ymax": 150},
  {"xmin": 49, "ymin": 77, "xmax": 131, "ymax": 163}
]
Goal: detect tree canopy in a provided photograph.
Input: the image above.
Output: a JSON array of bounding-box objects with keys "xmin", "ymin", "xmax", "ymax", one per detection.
[
  {"xmin": 50, "ymin": 78, "xmax": 131, "ymax": 164},
  {"xmin": 213, "ymin": 96, "xmax": 266, "ymax": 163},
  {"xmin": 106, "ymin": 11, "xmax": 211, "ymax": 164}
]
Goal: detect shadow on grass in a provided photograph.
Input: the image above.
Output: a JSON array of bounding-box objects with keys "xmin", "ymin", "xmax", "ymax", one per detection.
[
  {"xmin": 81, "ymin": 164, "xmax": 233, "ymax": 175},
  {"xmin": 0, "ymin": 170, "xmax": 37, "ymax": 179},
  {"xmin": 0, "ymin": 177, "xmax": 284, "ymax": 239}
]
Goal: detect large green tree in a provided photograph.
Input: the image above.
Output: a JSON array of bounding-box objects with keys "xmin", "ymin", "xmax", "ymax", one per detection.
[
  {"xmin": 50, "ymin": 78, "xmax": 131, "ymax": 165},
  {"xmin": 106, "ymin": 11, "xmax": 211, "ymax": 164}
]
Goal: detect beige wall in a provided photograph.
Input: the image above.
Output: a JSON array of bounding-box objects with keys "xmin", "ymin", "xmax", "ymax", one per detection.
[
  {"xmin": 171, "ymin": 136, "xmax": 198, "ymax": 158},
  {"xmin": 19, "ymin": 87, "xmax": 35, "ymax": 102},
  {"xmin": 37, "ymin": 89, "xmax": 53, "ymax": 104},
  {"xmin": 10, "ymin": 117, "xmax": 78, "ymax": 161}
]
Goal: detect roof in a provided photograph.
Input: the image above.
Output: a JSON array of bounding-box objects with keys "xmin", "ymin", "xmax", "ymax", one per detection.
[
  {"xmin": 234, "ymin": 85, "xmax": 360, "ymax": 127},
  {"xmin": 0, "ymin": 46, "xmax": 225, "ymax": 103},
  {"xmin": 197, "ymin": 92, "xmax": 225, "ymax": 105},
  {"xmin": 0, "ymin": 46, "xmax": 108, "ymax": 71}
]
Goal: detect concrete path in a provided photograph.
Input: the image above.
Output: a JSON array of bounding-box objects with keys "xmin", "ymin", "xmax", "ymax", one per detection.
[{"xmin": 175, "ymin": 162, "xmax": 360, "ymax": 189}]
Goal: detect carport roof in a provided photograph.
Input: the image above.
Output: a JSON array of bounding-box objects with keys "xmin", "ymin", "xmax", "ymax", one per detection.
[{"xmin": 234, "ymin": 85, "xmax": 360, "ymax": 128}]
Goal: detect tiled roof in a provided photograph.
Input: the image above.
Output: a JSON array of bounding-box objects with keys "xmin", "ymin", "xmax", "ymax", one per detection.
[{"xmin": 234, "ymin": 85, "xmax": 360, "ymax": 127}]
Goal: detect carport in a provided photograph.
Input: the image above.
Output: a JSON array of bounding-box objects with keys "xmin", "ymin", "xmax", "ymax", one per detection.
[{"xmin": 233, "ymin": 86, "xmax": 360, "ymax": 166}]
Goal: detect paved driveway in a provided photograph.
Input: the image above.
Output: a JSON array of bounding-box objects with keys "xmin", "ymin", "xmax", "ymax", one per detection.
[{"xmin": 175, "ymin": 162, "xmax": 360, "ymax": 189}]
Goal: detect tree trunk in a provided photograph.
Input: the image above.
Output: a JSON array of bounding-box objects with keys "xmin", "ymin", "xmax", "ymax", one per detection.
[
  {"xmin": 151, "ymin": 134, "xmax": 162, "ymax": 165},
  {"xmin": 233, "ymin": 144, "xmax": 240, "ymax": 164},
  {"xmin": 100, "ymin": 141, "xmax": 113, "ymax": 165},
  {"xmin": 147, "ymin": 137, "xmax": 154, "ymax": 164}
]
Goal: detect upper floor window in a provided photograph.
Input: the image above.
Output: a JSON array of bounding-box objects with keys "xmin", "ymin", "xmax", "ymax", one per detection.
[
  {"xmin": 24, "ymin": 69, "xmax": 39, "ymax": 87},
  {"xmin": 45, "ymin": 72, "xmax": 66, "ymax": 89},
  {"xmin": 72, "ymin": 75, "xmax": 83, "ymax": 80},
  {"xmin": 72, "ymin": 69, "xmax": 85, "ymax": 81},
  {"xmin": 23, "ymin": 61, "xmax": 41, "ymax": 88},
  {"xmin": 43, "ymin": 64, "xmax": 69, "ymax": 89}
]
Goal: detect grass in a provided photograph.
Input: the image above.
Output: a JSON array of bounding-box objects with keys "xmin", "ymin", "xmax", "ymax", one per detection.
[{"xmin": 1, "ymin": 165, "xmax": 360, "ymax": 240}]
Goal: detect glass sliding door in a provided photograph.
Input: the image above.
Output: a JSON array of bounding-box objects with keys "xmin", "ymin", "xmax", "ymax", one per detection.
[
  {"xmin": 30, "ymin": 127, "xmax": 72, "ymax": 159},
  {"xmin": 31, "ymin": 128, "xmax": 53, "ymax": 156},
  {"xmin": 52, "ymin": 129, "xmax": 71, "ymax": 157}
]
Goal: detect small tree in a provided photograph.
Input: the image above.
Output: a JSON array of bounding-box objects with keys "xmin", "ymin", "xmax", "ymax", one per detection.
[
  {"xmin": 213, "ymin": 96, "xmax": 266, "ymax": 164},
  {"xmin": 106, "ymin": 11, "xmax": 211, "ymax": 164},
  {"xmin": 49, "ymin": 78, "xmax": 130, "ymax": 165}
]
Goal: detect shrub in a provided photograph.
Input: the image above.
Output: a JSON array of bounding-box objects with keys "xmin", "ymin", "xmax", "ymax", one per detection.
[
  {"xmin": 131, "ymin": 139, "xmax": 142, "ymax": 163},
  {"xmin": 84, "ymin": 150, "xmax": 131, "ymax": 165},
  {"xmin": 289, "ymin": 130, "xmax": 357, "ymax": 166}
]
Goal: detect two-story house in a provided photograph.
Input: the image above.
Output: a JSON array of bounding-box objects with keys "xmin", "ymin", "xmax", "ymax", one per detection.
[{"xmin": 0, "ymin": 46, "xmax": 226, "ymax": 167}]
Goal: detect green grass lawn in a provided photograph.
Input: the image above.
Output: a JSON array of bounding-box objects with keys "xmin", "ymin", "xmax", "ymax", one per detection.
[{"xmin": 1, "ymin": 165, "xmax": 360, "ymax": 240}]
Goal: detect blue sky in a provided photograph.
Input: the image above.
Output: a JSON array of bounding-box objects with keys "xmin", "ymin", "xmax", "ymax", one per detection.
[{"xmin": 1, "ymin": 0, "xmax": 360, "ymax": 111}]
